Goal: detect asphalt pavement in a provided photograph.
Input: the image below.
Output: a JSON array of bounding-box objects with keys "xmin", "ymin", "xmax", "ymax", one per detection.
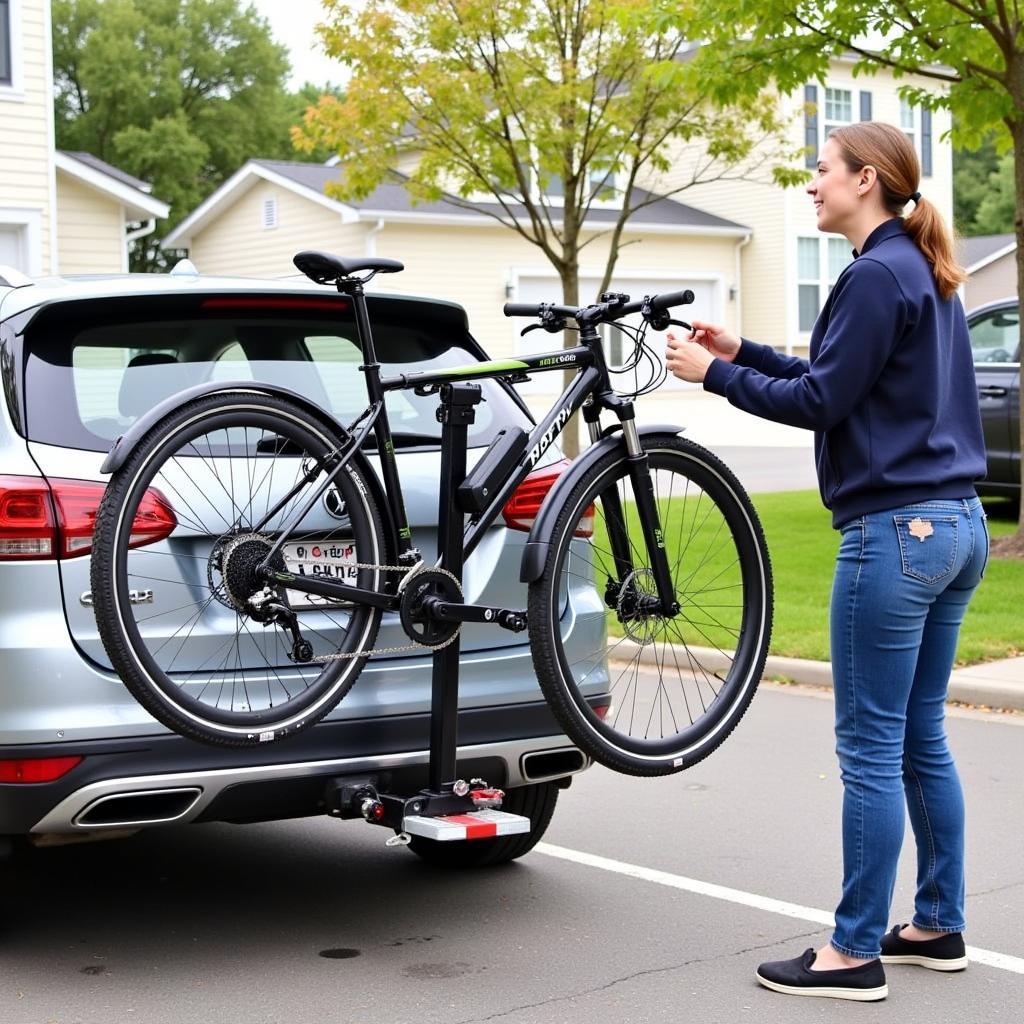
[{"xmin": 2, "ymin": 682, "xmax": 1021, "ymax": 1024}]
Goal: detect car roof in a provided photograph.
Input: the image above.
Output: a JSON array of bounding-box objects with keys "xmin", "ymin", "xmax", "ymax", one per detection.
[{"xmin": 966, "ymin": 295, "xmax": 1017, "ymax": 320}]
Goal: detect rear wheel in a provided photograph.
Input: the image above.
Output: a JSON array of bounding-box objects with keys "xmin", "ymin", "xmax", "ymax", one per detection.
[
  {"xmin": 528, "ymin": 434, "xmax": 772, "ymax": 776},
  {"xmin": 91, "ymin": 393, "xmax": 388, "ymax": 747},
  {"xmin": 406, "ymin": 781, "xmax": 559, "ymax": 868}
]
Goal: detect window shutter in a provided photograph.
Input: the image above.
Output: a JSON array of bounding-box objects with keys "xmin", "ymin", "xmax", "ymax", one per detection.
[
  {"xmin": 921, "ymin": 108, "xmax": 933, "ymax": 177},
  {"xmin": 804, "ymin": 85, "xmax": 818, "ymax": 168},
  {"xmin": 859, "ymin": 91, "xmax": 872, "ymax": 121}
]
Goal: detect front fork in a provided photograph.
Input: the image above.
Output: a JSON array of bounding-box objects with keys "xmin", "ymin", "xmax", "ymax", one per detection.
[{"xmin": 584, "ymin": 401, "xmax": 679, "ymax": 617}]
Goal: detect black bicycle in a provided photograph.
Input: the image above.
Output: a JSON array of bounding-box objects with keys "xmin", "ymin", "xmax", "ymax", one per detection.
[{"xmin": 90, "ymin": 250, "xmax": 772, "ymax": 777}]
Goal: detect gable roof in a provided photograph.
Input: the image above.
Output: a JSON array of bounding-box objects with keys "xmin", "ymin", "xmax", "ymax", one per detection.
[
  {"xmin": 961, "ymin": 233, "xmax": 1015, "ymax": 274},
  {"xmin": 163, "ymin": 158, "xmax": 750, "ymax": 247},
  {"xmin": 55, "ymin": 151, "xmax": 170, "ymax": 221}
]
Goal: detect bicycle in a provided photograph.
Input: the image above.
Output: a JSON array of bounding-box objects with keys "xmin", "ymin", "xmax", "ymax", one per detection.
[{"xmin": 90, "ymin": 250, "xmax": 773, "ymax": 782}]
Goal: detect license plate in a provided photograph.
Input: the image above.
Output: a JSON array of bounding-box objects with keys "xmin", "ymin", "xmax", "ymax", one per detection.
[{"xmin": 282, "ymin": 540, "xmax": 359, "ymax": 608}]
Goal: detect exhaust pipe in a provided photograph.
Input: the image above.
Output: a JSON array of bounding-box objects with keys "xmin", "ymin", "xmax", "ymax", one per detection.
[
  {"xmin": 520, "ymin": 748, "xmax": 588, "ymax": 783},
  {"xmin": 73, "ymin": 788, "xmax": 202, "ymax": 828}
]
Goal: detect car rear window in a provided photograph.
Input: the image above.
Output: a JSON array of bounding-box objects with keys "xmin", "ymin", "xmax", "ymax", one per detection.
[{"xmin": 21, "ymin": 295, "xmax": 529, "ymax": 452}]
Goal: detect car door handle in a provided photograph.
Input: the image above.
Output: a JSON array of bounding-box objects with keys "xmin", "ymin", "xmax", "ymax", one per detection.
[{"xmin": 978, "ymin": 386, "xmax": 1008, "ymax": 397}]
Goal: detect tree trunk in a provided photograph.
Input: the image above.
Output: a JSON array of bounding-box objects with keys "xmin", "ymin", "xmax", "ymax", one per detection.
[
  {"xmin": 1012, "ymin": 119, "xmax": 1024, "ymax": 538},
  {"xmin": 559, "ymin": 261, "xmax": 581, "ymax": 459}
]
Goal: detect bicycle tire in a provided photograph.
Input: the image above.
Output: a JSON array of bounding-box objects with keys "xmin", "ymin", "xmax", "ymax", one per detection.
[
  {"xmin": 91, "ymin": 392, "xmax": 388, "ymax": 747},
  {"xmin": 528, "ymin": 433, "xmax": 772, "ymax": 776}
]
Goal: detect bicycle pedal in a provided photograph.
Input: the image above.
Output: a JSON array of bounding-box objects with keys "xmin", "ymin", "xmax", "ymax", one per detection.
[{"xmin": 400, "ymin": 809, "xmax": 530, "ymax": 842}]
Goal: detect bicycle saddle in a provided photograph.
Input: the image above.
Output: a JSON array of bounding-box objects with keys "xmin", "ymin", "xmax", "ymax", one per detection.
[{"xmin": 293, "ymin": 250, "xmax": 404, "ymax": 284}]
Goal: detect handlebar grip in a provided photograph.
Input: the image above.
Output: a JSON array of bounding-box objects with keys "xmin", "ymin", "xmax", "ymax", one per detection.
[
  {"xmin": 503, "ymin": 302, "xmax": 545, "ymax": 317},
  {"xmin": 649, "ymin": 289, "xmax": 695, "ymax": 312}
]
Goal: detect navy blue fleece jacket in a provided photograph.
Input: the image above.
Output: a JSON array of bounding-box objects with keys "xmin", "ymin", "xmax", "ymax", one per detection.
[{"xmin": 703, "ymin": 219, "xmax": 986, "ymax": 527}]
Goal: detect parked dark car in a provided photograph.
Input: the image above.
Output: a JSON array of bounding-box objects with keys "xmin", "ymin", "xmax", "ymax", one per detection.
[
  {"xmin": 0, "ymin": 266, "xmax": 592, "ymax": 873},
  {"xmin": 967, "ymin": 297, "xmax": 1021, "ymax": 499}
]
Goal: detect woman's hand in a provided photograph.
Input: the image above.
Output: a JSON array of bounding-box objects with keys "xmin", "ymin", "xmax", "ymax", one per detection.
[{"xmin": 665, "ymin": 321, "xmax": 740, "ymax": 384}]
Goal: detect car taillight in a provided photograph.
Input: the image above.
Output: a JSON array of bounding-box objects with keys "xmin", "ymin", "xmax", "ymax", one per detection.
[
  {"xmin": 502, "ymin": 460, "xmax": 593, "ymax": 537},
  {"xmin": 0, "ymin": 476, "xmax": 176, "ymax": 560},
  {"xmin": 0, "ymin": 756, "xmax": 83, "ymax": 783}
]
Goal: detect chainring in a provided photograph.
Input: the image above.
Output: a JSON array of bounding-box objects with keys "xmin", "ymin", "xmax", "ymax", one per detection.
[{"xmin": 398, "ymin": 567, "xmax": 463, "ymax": 647}]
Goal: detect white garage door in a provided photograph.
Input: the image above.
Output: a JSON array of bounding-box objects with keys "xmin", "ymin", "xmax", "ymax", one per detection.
[{"xmin": 512, "ymin": 274, "xmax": 718, "ymax": 395}]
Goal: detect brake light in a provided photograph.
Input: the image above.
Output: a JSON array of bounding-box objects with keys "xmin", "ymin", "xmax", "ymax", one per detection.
[
  {"xmin": 0, "ymin": 476, "xmax": 177, "ymax": 560},
  {"xmin": 0, "ymin": 756, "xmax": 83, "ymax": 783},
  {"xmin": 0, "ymin": 477, "xmax": 56, "ymax": 558},
  {"xmin": 200, "ymin": 297, "xmax": 350, "ymax": 312},
  {"xmin": 502, "ymin": 460, "xmax": 594, "ymax": 537}
]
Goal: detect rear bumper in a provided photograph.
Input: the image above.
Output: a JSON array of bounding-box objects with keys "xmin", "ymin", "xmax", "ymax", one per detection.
[{"xmin": 0, "ymin": 701, "xmax": 590, "ymax": 836}]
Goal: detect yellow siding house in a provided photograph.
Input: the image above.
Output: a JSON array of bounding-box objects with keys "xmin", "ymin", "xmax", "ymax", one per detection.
[{"xmin": 0, "ymin": 0, "xmax": 168, "ymax": 278}]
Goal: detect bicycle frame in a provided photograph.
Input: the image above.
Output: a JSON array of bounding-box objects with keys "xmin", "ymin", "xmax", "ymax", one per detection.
[{"xmin": 255, "ymin": 280, "xmax": 678, "ymax": 615}]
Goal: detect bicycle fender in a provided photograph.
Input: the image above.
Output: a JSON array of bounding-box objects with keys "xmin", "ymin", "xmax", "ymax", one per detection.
[
  {"xmin": 99, "ymin": 380, "xmax": 398, "ymax": 557},
  {"xmin": 519, "ymin": 423, "xmax": 685, "ymax": 583}
]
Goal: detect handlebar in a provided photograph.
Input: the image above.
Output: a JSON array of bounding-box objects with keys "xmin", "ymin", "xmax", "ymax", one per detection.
[
  {"xmin": 648, "ymin": 289, "xmax": 695, "ymax": 312},
  {"xmin": 503, "ymin": 288, "xmax": 694, "ymax": 326}
]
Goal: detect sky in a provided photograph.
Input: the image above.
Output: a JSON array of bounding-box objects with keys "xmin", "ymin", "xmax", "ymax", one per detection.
[{"xmin": 248, "ymin": 0, "xmax": 350, "ymax": 90}]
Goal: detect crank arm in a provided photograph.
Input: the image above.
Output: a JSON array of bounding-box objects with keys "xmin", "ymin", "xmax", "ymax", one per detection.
[{"xmin": 420, "ymin": 599, "xmax": 527, "ymax": 632}]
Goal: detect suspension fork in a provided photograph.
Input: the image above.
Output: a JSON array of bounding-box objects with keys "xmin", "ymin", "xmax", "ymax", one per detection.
[{"xmin": 613, "ymin": 410, "xmax": 679, "ymax": 617}]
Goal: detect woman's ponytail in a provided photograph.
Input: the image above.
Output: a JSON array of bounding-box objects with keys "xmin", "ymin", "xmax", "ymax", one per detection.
[
  {"xmin": 902, "ymin": 196, "xmax": 966, "ymax": 300},
  {"xmin": 830, "ymin": 122, "xmax": 965, "ymax": 300}
]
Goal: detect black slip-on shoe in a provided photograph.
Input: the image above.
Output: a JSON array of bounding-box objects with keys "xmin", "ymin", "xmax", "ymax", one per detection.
[
  {"xmin": 879, "ymin": 924, "xmax": 968, "ymax": 971},
  {"xmin": 756, "ymin": 948, "xmax": 887, "ymax": 1001}
]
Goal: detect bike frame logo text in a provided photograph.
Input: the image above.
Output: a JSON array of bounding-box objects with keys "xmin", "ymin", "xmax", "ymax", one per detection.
[
  {"xmin": 538, "ymin": 354, "xmax": 576, "ymax": 367},
  {"xmin": 529, "ymin": 406, "xmax": 572, "ymax": 465}
]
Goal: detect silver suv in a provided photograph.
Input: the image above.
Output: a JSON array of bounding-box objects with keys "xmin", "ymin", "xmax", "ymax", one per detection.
[{"xmin": 0, "ymin": 267, "xmax": 589, "ymax": 869}]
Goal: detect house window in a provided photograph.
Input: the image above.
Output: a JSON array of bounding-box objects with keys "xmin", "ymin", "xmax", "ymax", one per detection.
[
  {"xmin": 540, "ymin": 167, "xmax": 621, "ymax": 206},
  {"xmin": 0, "ymin": 0, "xmax": 12, "ymax": 86},
  {"xmin": 900, "ymin": 97, "xmax": 916, "ymax": 148},
  {"xmin": 797, "ymin": 236, "xmax": 853, "ymax": 332},
  {"xmin": 261, "ymin": 196, "xmax": 278, "ymax": 230},
  {"xmin": 823, "ymin": 87, "xmax": 852, "ymax": 140},
  {"xmin": 797, "ymin": 238, "xmax": 820, "ymax": 332}
]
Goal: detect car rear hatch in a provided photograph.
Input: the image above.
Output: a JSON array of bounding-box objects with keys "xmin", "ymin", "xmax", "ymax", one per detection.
[{"xmin": 15, "ymin": 291, "xmax": 542, "ymax": 672}]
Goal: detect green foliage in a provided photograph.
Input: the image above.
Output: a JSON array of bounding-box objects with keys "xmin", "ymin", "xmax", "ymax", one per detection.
[
  {"xmin": 972, "ymin": 153, "xmax": 1016, "ymax": 235},
  {"xmin": 954, "ymin": 137, "xmax": 1001, "ymax": 235},
  {"xmin": 294, "ymin": 0, "xmax": 798, "ymax": 299},
  {"xmin": 52, "ymin": 0, "xmax": 336, "ymax": 271}
]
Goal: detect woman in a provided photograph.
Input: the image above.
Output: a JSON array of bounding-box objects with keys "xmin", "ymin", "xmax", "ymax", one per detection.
[{"xmin": 665, "ymin": 121, "xmax": 988, "ymax": 1002}]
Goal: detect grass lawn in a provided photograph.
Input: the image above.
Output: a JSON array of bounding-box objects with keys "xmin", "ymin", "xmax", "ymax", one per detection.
[
  {"xmin": 747, "ymin": 491, "xmax": 1021, "ymax": 665},
  {"xmin": 601, "ymin": 490, "xmax": 1022, "ymax": 667}
]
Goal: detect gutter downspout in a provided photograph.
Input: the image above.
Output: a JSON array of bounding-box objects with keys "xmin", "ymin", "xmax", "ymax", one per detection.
[
  {"xmin": 125, "ymin": 218, "xmax": 157, "ymax": 270},
  {"xmin": 364, "ymin": 217, "xmax": 386, "ymax": 257},
  {"xmin": 733, "ymin": 231, "xmax": 752, "ymax": 337}
]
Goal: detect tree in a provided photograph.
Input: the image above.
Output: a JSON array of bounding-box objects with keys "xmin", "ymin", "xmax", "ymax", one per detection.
[
  {"xmin": 954, "ymin": 136, "xmax": 1001, "ymax": 234},
  {"xmin": 688, "ymin": 0, "xmax": 1024, "ymax": 544},
  {"xmin": 293, "ymin": 0, "xmax": 801, "ymax": 454},
  {"xmin": 53, "ymin": 0, "xmax": 319, "ymax": 271}
]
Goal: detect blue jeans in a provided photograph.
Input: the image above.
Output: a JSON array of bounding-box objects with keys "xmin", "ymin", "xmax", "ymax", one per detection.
[{"xmin": 828, "ymin": 497, "xmax": 989, "ymax": 959}]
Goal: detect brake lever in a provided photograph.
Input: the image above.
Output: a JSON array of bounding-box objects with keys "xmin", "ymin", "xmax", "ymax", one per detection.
[
  {"xmin": 664, "ymin": 317, "xmax": 693, "ymax": 332},
  {"xmin": 520, "ymin": 323, "xmax": 545, "ymax": 336}
]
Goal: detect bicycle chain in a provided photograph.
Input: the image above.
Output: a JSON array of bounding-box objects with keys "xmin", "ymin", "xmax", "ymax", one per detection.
[{"xmin": 309, "ymin": 562, "xmax": 463, "ymax": 663}]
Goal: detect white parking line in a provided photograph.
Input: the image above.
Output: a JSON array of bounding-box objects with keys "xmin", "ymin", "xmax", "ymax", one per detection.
[{"xmin": 535, "ymin": 843, "xmax": 1024, "ymax": 975}]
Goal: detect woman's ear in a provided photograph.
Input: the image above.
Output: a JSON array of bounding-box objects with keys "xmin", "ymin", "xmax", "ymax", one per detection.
[{"xmin": 858, "ymin": 165, "xmax": 878, "ymax": 195}]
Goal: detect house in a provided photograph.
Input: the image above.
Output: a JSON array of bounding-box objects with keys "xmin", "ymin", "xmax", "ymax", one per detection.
[
  {"xmin": 654, "ymin": 57, "xmax": 955, "ymax": 355},
  {"xmin": 0, "ymin": 0, "xmax": 169, "ymax": 277},
  {"xmin": 162, "ymin": 57, "xmax": 953, "ymax": 376},
  {"xmin": 162, "ymin": 162, "xmax": 751, "ymax": 398},
  {"xmin": 962, "ymin": 234, "xmax": 1015, "ymax": 311}
]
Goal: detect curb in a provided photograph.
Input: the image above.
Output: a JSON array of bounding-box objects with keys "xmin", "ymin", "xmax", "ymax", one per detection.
[{"xmin": 613, "ymin": 641, "xmax": 1024, "ymax": 712}]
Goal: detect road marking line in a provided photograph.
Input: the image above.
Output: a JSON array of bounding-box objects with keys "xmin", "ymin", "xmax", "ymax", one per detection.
[{"xmin": 535, "ymin": 843, "xmax": 1024, "ymax": 976}]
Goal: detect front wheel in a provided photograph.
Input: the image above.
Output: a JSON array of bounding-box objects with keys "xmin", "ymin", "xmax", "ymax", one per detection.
[{"xmin": 528, "ymin": 434, "xmax": 772, "ymax": 776}]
